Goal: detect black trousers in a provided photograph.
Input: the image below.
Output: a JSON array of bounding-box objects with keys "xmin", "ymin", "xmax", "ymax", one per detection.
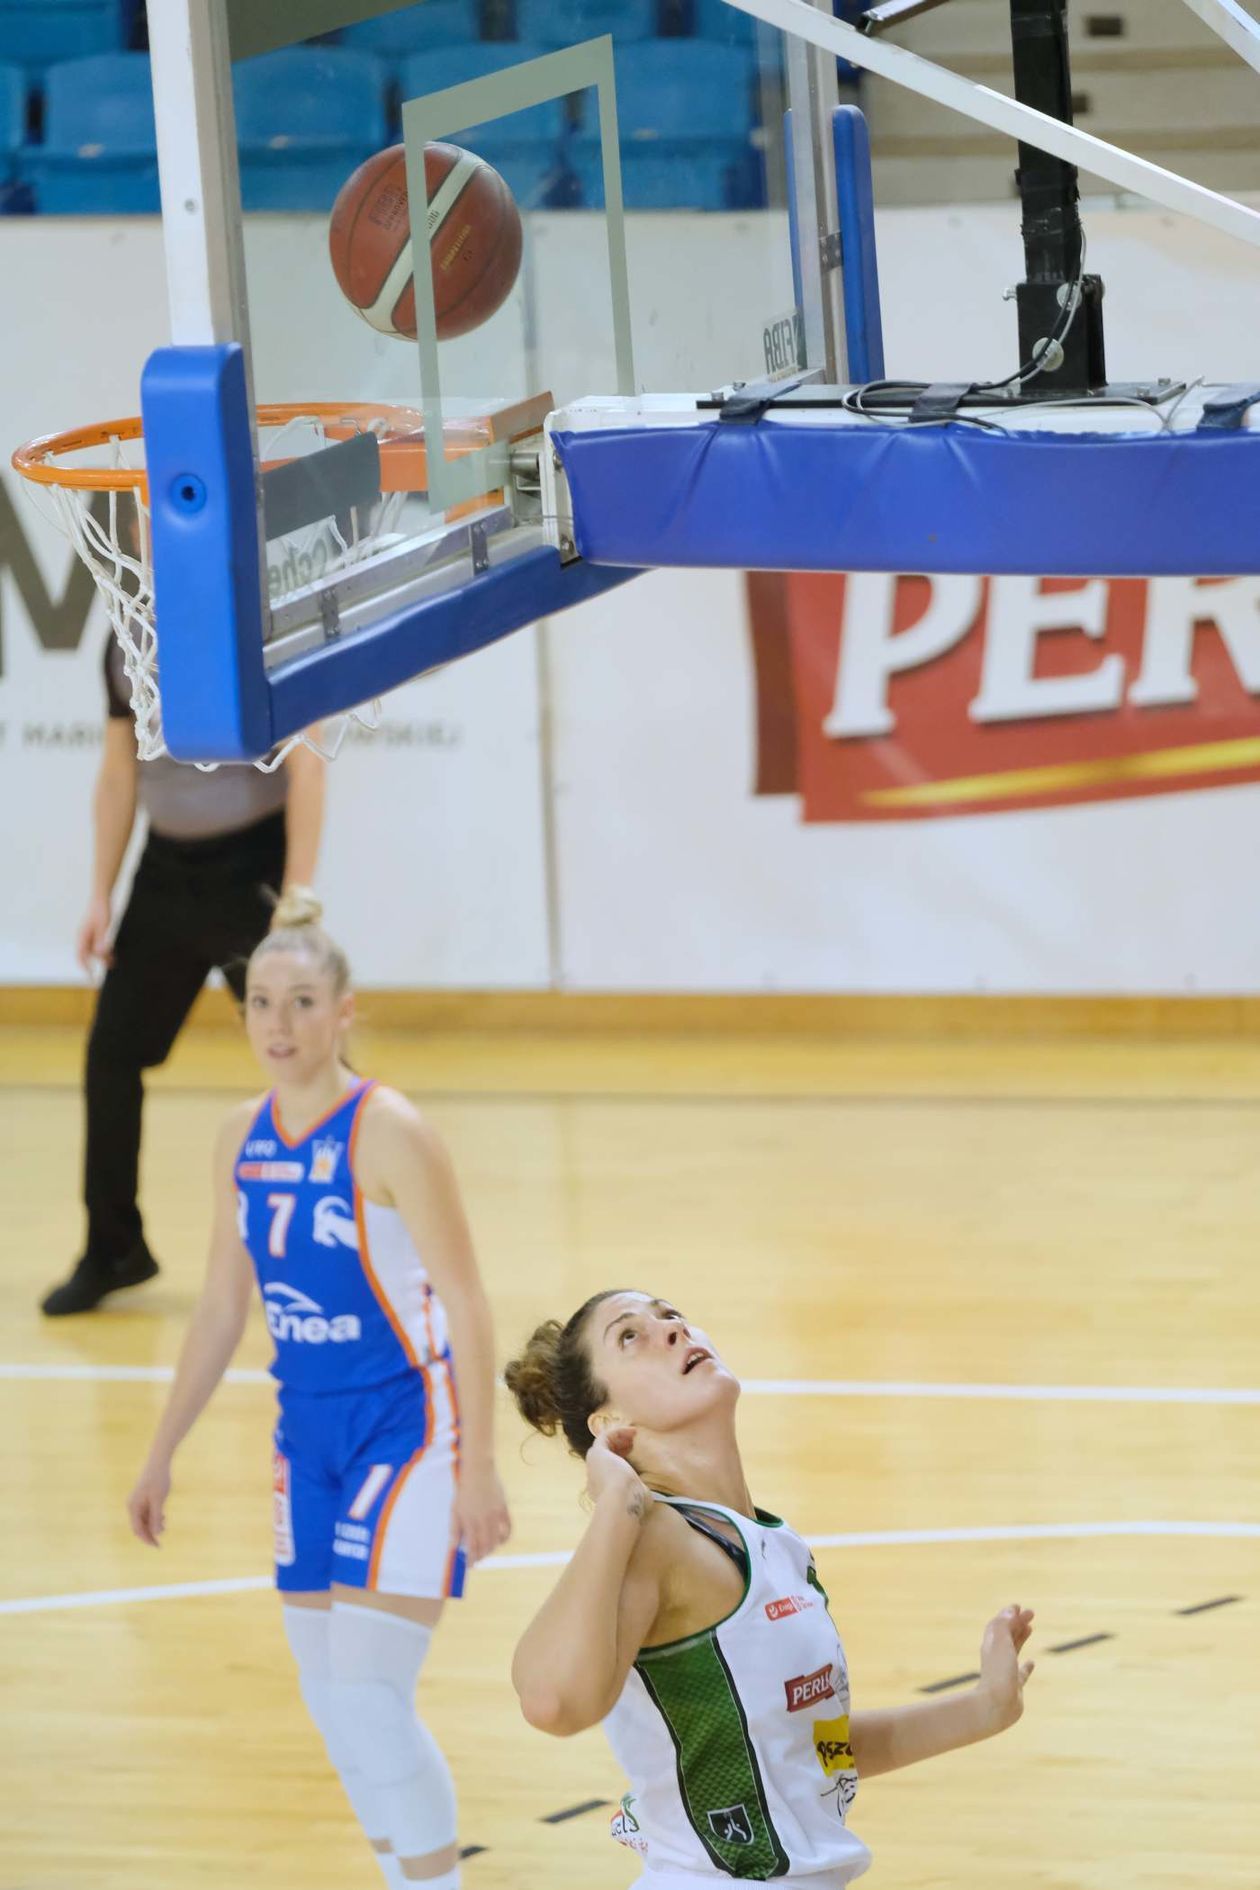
[{"xmin": 83, "ymin": 811, "xmax": 286, "ymax": 1262}]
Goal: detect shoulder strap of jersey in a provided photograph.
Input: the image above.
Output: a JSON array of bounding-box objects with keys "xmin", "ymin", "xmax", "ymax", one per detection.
[
  {"xmin": 240, "ymin": 1090, "xmax": 276, "ymax": 1149},
  {"xmin": 654, "ymin": 1493, "xmax": 760, "ymax": 1555},
  {"xmin": 344, "ymin": 1077, "xmax": 380, "ymax": 1171}
]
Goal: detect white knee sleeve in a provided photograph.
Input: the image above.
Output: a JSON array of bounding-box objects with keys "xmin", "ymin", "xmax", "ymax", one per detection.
[
  {"xmin": 328, "ymin": 1602, "xmax": 458, "ymax": 1861},
  {"xmin": 282, "ymin": 1604, "xmax": 389, "ymax": 1841}
]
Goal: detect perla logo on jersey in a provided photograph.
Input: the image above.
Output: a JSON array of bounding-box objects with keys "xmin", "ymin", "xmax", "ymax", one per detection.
[
  {"xmin": 312, "ymin": 1195, "xmax": 359, "ymax": 1250},
  {"xmin": 785, "ymin": 1665, "xmax": 836, "ymax": 1713},
  {"xmin": 265, "ymin": 1282, "xmax": 362, "ymax": 1344}
]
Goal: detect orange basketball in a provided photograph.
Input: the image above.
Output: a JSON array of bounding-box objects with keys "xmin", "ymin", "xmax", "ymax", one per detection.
[{"xmin": 328, "ymin": 141, "xmax": 523, "ymax": 343}]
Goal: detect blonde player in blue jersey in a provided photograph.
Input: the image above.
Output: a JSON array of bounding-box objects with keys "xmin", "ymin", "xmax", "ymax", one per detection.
[
  {"xmin": 127, "ymin": 889, "xmax": 509, "ymax": 1890},
  {"xmin": 506, "ymin": 1291, "xmax": 1035, "ymax": 1889}
]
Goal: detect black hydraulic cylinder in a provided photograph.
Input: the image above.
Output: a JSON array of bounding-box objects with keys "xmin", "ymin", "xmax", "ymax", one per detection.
[{"xmin": 1009, "ymin": 0, "xmax": 1107, "ymax": 390}]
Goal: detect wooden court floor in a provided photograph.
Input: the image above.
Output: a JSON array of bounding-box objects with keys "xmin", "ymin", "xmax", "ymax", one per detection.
[{"xmin": 2, "ymin": 1021, "xmax": 1258, "ymax": 1889}]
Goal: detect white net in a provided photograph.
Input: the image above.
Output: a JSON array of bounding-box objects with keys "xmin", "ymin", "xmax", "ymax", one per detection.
[{"xmin": 19, "ymin": 410, "xmax": 411, "ymax": 768}]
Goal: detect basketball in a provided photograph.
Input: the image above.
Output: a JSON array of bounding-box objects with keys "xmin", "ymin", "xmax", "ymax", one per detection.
[{"xmin": 328, "ymin": 140, "xmax": 523, "ymax": 343}]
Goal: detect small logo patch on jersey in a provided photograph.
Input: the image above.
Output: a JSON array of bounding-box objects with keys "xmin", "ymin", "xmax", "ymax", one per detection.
[
  {"xmin": 313, "ymin": 1195, "xmax": 359, "ymax": 1250},
  {"xmin": 813, "ymin": 1715, "xmax": 856, "ymax": 1777},
  {"xmin": 707, "ymin": 1804, "xmax": 755, "ymax": 1846},
  {"xmin": 785, "ymin": 1664, "xmax": 836, "ymax": 1712},
  {"xmin": 611, "ymin": 1794, "xmax": 648, "ymax": 1856},
  {"xmin": 766, "ymin": 1594, "xmax": 813, "ymax": 1621},
  {"xmin": 239, "ymin": 1160, "xmax": 304, "ymax": 1182},
  {"xmin": 245, "ymin": 1139, "xmax": 277, "ymax": 1157},
  {"xmin": 309, "ymin": 1137, "xmax": 343, "ymax": 1185},
  {"xmin": 272, "ymin": 1451, "xmax": 295, "ymax": 1566}
]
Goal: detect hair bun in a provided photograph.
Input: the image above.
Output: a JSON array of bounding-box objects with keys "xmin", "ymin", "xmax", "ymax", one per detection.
[
  {"xmin": 270, "ymin": 885, "xmax": 324, "ymax": 933},
  {"xmin": 503, "ymin": 1320, "xmax": 567, "ymax": 1437}
]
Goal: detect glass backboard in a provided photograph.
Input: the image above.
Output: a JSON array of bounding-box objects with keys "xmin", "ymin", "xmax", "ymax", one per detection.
[{"xmin": 139, "ymin": 0, "xmax": 838, "ymax": 759}]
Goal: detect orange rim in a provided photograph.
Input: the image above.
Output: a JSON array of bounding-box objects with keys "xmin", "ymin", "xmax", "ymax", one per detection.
[{"xmin": 11, "ymin": 392, "xmax": 554, "ymax": 498}]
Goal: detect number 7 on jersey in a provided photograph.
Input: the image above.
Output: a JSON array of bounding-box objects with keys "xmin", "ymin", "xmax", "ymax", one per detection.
[{"xmin": 267, "ymin": 1192, "xmax": 297, "ymax": 1259}]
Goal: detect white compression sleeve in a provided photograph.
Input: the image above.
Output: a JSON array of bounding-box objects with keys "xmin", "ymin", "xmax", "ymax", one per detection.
[
  {"xmin": 328, "ymin": 1602, "xmax": 459, "ymax": 1868},
  {"xmin": 282, "ymin": 1603, "xmax": 396, "ymax": 1876}
]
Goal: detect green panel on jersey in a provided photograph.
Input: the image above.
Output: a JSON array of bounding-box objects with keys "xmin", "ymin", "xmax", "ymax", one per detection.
[
  {"xmin": 637, "ymin": 1637, "xmax": 790, "ymax": 1879},
  {"xmin": 806, "ymin": 1560, "xmax": 831, "ymax": 1610}
]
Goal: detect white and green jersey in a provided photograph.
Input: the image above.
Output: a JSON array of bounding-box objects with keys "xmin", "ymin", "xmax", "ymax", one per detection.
[{"xmin": 603, "ymin": 1498, "xmax": 872, "ymax": 1886}]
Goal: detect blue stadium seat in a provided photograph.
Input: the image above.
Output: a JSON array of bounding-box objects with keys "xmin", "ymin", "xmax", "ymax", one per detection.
[
  {"xmin": 692, "ymin": 0, "xmax": 758, "ymax": 41},
  {"xmin": 399, "ymin": 46, "xmax": 569, "ymax": 209},
  {"xmin": 0, "ymin": 60, "xmax": 28, "ymax": 211},
  {"xmin": 341, "ymin": 0, "xmax": 478, "ymax": 57},
  {"xmin": 399, "ymin": 40, "xmax": 555, "ymax": 95},
  {"xmin": 515, "ymin": 0, "xmax": 656, "ymax": 46},
  {"xmin": 0, "ymin": 0, "xmax": 130, "ymax": 77},
  {"xmin": 26, "ymin": 51, "xmax": 158, "ymax": 212},
  {"xmin": 572, "ymin": 38, "xmax": 754, "ymax": 209},
  {"xmin": 234, "ymin": 47, "xmax": 390, "ymax": 212}
]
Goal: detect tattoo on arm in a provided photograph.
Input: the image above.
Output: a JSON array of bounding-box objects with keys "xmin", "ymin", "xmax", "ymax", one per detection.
[{"xmin": 628, "ymin": 1491, "xmax": 648, "ymax": 1522}]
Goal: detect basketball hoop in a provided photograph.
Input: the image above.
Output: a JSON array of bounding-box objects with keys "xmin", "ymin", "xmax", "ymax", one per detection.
[{"xmin": 10, "ymin": 401, "xmax": 445, "ymax": 767}]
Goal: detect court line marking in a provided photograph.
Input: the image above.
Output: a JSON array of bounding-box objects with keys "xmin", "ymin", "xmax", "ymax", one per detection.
[
  {"xmin": 540, "ymin": 1800, "xmax": 611, "ymax": 1825},
  {"xmin": 1048, "ymin": 1631, "xmax": 1115, "ymax": 1654},
  {"xmin": 4, "ymin": 1362, "xmax": 1259, "ymax": 1405},
  {"xmin": 918, "ymin": 1671, "xmax": 980, "ymax": 1694},
  {"xmin": 7, "ymin": 1080, "xmax": 1260, "ymax": 1112},
  {"xmin": 2, "ymin": 1522, "xmax": 1258, "ymax": 1617},
  {"xmin": 743, "ymin": 1381, "xmax": 1260, "ymax": 1405},
  {"xmin": 1176, "ymin": 1595, "xmax": 1244, "ymax": 1616},
  {"xmin": 0, "ymin": 1363, "xmax": 276, "ymax": 1383}
]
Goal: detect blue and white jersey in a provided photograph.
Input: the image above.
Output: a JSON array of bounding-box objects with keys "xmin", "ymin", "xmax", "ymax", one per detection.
[{"xmin": 235, "ymin": 1078, "xmax": 449, "ymax": 1394}]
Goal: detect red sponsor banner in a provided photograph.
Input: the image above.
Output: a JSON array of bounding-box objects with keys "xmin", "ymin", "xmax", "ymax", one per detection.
[
  {"xmin": 785, "ymin": 1665, "xmax": 837, "ymax": 1713},
  {"xmin": 749, "ymin": 573, "xmax": 1260, "ymax": 822}
]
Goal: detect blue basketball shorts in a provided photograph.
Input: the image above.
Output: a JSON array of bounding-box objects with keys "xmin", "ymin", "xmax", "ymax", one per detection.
[{"xmin": 271, "ymin": 1358, "xmax": 465, "ymax": 1598}]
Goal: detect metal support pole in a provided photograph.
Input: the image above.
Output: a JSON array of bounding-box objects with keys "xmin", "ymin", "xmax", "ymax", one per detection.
[{"xmin": 785, "ymin": 3, "xmax": 849, "ymax": 380}]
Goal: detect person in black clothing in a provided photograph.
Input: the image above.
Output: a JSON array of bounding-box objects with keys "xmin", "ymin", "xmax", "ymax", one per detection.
[{"xmin": 40, "ymin": 638, "xmax": 327, "ymax": 1315}]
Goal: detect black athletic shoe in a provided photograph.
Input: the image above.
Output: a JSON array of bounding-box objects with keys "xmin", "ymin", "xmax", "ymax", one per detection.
[{"xmin": 40, "ymin": 1242, "xmax": 160, "ymax": 1316}]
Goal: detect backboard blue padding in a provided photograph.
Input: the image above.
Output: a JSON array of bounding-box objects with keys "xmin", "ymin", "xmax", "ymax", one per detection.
[
  {"xmin": 266, "ymin": 549, "xmax": 637, "ymax": 749},
  {"xmin": 552, "ymin": 419, "xmax": 1260, "ymax": 576},
  {"xmin": 142, "ymin": 344, "xmax": 270, "ymax": 762},
  {"xmin": 143, "ymin": 345, "xmax": 637, "ymax": 763}
]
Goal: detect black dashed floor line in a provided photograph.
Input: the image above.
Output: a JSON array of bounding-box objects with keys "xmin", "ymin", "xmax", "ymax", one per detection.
[
  {"xmin": 541, "ymin": 1799, "xmax": 611, "ymax": 1824},
  {"xmin": 1175, "ymin": 1595, "xmax": 1243, "ymax": 1616},
  {"xmin": 917, "ymin": 1670, "xmax": 981, "ymax": 1694},
  {"xmin": 1048, "ymin": 1632, "xmax": 1115, "ymax": 1654}
]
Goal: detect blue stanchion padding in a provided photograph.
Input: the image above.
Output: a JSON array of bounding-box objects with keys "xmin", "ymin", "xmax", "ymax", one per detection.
[
  {"xmin": 268, "ymin": 549, "xmax": 637, "ymax": 745},
  {"xmin": 552, "ymin": 419, "xmax": 1260, "ymax": 577},
  {"xmin": 142, "ymin": 344, "xmax": 272, "ymax": 762},
  {"xmin": 832, "ymin": 104, "xmax": 884, "ymax": 383}
]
